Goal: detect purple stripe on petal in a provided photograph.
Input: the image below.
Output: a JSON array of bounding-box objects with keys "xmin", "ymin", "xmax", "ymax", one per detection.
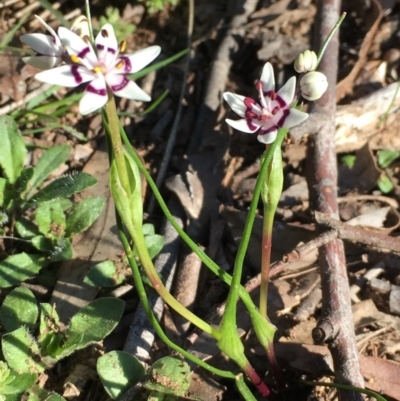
[
  {"xmin": 77, "ymin": 46, "xmax": 90, "ymax": 59},
  {"xmin": 275, "ymin": 94, "xmax": 287, "ymax": 108},
  {"xmin": 110, "ymin": 75, "xmax": 130, "ymax": 92},
  {"xmin": 86, "ymin": 83, "xmax": 107, "ymax": 96},
  {"xmin": 96, "ymin": 44, "xmax": 116, "ymax": 54},
  {"xmin": 71, "ymin": 65, "xmax": 83, "ymax": 84},
  {"xmin": 246, "ymin": 118, "xmax": 258, "ymax": 131},
  {"xmin": 277, "ymin": 109, "xmax": 290, "ymax": 127},
  {"xmin": 118, "ymin": 56, "xmax": 132, "ymax": 72},
  {"xmin": 260, "ymin": 125, "xmax": 276, "ymax": 135}
]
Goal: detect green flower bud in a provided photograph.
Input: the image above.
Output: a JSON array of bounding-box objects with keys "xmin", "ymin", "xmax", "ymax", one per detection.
[
  {"xmin": 299, "ymin": 71, "xmax": 328, "ymax": 101},
  {"xmin": 294, "ymin": 50, "xmax": 318, "ymax": 73}
]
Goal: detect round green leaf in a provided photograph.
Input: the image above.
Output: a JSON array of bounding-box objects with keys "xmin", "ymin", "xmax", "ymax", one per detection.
[
  {"xmin": 0, "ymin": 287, "xmax": 38, "ymax": 332},
  {"xmin": 97, "ymin": 351, "xmax": 145, "ymax": 400}
]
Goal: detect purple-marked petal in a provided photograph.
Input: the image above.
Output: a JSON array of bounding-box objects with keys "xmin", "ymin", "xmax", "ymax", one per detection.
[
  {"xmin": 95, "ymin": 23, "xmax": 118, "ymax": 65},
  {"xmin": 124, "ymin": 46, "xmax": 161, "ymax": 74},
  {"xmin": 80, "ymin": 85, "xmax": 108, "ymax": 115},
  {"xmin": 21, "ymin": 34, "xmax": 59, "ymax": 56},
  {"xmin": 260, "ymin": 62, "xmax": 275, "ymax": 93},
  {"xmin": 225, "ymin": 118, "xmax": 260, "ymax": 133},
  {"xmin": 35, "ymin": 65, "xmax": 94, "ymax": 87},
  {"xmin": 277, "ymin": 76, "xmax": 296, "ymax": 106},
  {"xmin": 257, "ymin": 128, "xmax": 278, "ymax": 144},
  {"xmin": 22, "ymin": 55, "xmax": 62, "ymax": 70},
  {"xmin": 58, "ymin": 26, "xmax": 97, "ymax": 66},
  {"xmin": 281, "ymin": 108, "xmax": 309, "ymax": 128},
  {"xmin": 108, "ymin": 75, "xmax": 151, "ymax": 101},
  {"xmin": 223, "ymin": 92, "xmax": 247, "ymax": 118}
]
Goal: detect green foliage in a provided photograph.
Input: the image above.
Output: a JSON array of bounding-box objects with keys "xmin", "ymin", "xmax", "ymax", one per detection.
[
  {"xmin": 340, "ymin": 154, "xmax": 356, "ymax": 169},
  {"xmin": 98, "ymin": 7, "xmax": 135, "ymax": 42},
  {"xmin": 139, "ymin": 0, "xmax": 178, "ymax": 14},
  {"xmin": 376, "ymin": 149, "xmax": 399, "ymax": 193},
  {"xmin": 97, "ymin": 351, "xmax": 145, "ymax": 399},
  {"xmin": 377, "ymin": 149, "xmax": 400, "ymax": 169},
  {"xmin": 0, "ymin": 287, "xmax": 38, "ymax": 331},
  {"xmin": 84, "ymin": 260, "xmax": 125, "ymax": 287},
  {"xmin": 0, "ymin": 296, "xmax": 124, "ymax": 398},
  {"xmin": 0, "ymin": 115, "xmax": 105, "ymax": 285}
]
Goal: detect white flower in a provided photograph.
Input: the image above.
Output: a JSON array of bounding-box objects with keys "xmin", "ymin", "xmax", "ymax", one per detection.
[
  {"xmin": 223, "ymin": 63, "xmax": 309, "ymax": 144},
  {"xmin": 20, "ymin": 15, "xmax": 64, "ymax": 70},
  {"xmin": 70, "ymin": 15, "xmax": 90, "ymax": 39},
  {"xmin": 34, "ymin": 24, "xmax": 161, "ymax": 115},
  {"xmin": 300, "ymin": 71, "xmax": 328, "ymax": 101},
  {"xmin": 294, "ymin": 50, "xmax": 318, "ymax": 73}
]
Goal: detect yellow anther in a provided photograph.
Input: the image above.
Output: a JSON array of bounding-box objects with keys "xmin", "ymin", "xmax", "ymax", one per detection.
[
  {"xmin": 116, "ymin": 60, "xmax": 124, "ymax": 70},
  {"xmin": 70, "ymin": 55, "xmax": 80, "ymax": 64},
  {"xmin": 93, "ymin": 66, "xmax": 102, "ymax": 73},
  {"xmin": 119, "ymin": 41, "xmax": 127, "ymax": 53}
]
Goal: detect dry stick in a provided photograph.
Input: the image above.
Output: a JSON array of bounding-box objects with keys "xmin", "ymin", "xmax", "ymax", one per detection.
[
  {"xmin": 314, "ymin": 211, "xmax": 400, "ymax": 254},
  {"xmin": 188, "ymin": 0, "xmax": 259, "ymax": 152},
  {"xmin": 147, "ymin": 0, "xmax": 194, "ymax": 215},
  {"xmin": 307, "ymin": 1, "xmax": 365, "ymax": 398}
]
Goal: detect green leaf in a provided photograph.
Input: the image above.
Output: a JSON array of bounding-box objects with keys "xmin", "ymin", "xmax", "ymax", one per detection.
[
  {"xmin": 377, "ymin": 173, "xmax": 394, "ymax": 194},
  {"xmin": 49, "ymin": 238, "xmax": 72, "ymax": 262},
  {"xmin": 97, "ymin": 351, "xmax": 145, "ymax": 400},
  {"xmin": 65, "ymin": 197, "xmax": 105, "ymax": 237},
  {"xmin": 340, "ymin": 154, "xmax": 356, "ymax": 169},
  {"xmin": 14, "ymin": 168, "xmax": 34, "ymax": 198},
  {"xmin": 0, "ymin": 253, "xmax": 45, "ymax": 288},
  {"xmin": 0, "ymin": 178, "xmax": 6, "ymax": 207},
  {"xmin": 31, "ymin": 236, "xmax": 54, "ymax": 252},
  {"xmin": 84, "ymin": 261, "xmax": 124, "ymax": 287},
  {"xmin": 142, "ymin": 223, "xmax": 155, "ymax": 236},
  {"xmin": 377, "ymin": 149, "xmax": 400, "ymax": 169},
  {"xmin": 145, "ymin": 234, "xmax": 164, "ymax": 260},
  {"xmin": 0, "ymin": 369, "xmax": 37, "ymax": 395},
  {"xmin": 0, "ymin": 287, "xmax": 38, "ymax": 332},
  {"xmin": 37, "ymin": 303, "xmax": 62, "ymax": 356},
  {"xmin": 144, "ymin": 356, "xmax": 191, "ymax": 396},
  {"xmin": 0, "ymin": 116, "xmax": 27, "ymax": 184},
  {"xmin": 55, "ymin": 298, "xmax": 124, "ymax": 359},
  {"xmin": 35, "ymin": 202, "xmax": 66, "ymax": 237},
  {"xmin": 27, "ymin": 145, "xmax": 70, "ymax": 194},
  {"xmin": 15, "ymin": 218, "xmax": 40, "ymax": 239},
  {"xmin": 2, "ymin": 327, "xmax": 45, "ymax": 374},
  {"xmin": 29, "ymin": 173, "xmax": 97, "ymax": 205}
]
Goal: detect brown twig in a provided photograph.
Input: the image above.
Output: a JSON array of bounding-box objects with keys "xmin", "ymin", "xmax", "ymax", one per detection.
[
  {"xmin": 314, "ymin": 211, "xmax": 400, "ymax": 254},
  {"xmin": 306, "ymin": 0, "xmax": 365, "ymax": 398}
]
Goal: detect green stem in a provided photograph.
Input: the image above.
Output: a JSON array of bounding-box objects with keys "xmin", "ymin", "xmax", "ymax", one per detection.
[
  {"xmin": 259, "ymin": 208, "xmax": 273, "ymax": 319},
  {"xmin": 104, "ymin": 95, "xmax": 218, "ymax": 339},
  {"xmin": 130, "ymin": 225, "xmax": 220, "ymax": 339},
  {"xmin": 117, "ymin": 221, "xmax": 233, "ymax": 378},
  {"xmin": 104, "ymin": 92, "xmax": 132, "ymax": 196},
  {"xmin": 259, "ymin": 145, "xmax": 283, "ymax": 319}
]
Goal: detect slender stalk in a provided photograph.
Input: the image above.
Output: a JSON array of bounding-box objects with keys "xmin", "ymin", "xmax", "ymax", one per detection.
[
  {"xmin": 104, "ymin": 91, "xmax": 132, "ymax": 196},
  {"xmin": 259, "ymin": 207, "xmax": 273, "ymax": 318},
  {"xmin": 103, "ymin": 94, "xmax": 218, "ymax": 339},
  {"xmin": 117, "ymin": 223, "xmax": 233, "ymax": 378},
  {"xmin": 129, "ymin": 225, "xmax": 220, "ymax": 339}
]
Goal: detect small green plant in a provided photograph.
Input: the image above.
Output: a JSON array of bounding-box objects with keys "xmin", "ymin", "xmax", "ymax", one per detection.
[
  {"xmin": 376, "ymin": 149, "xmax": 400, "ymax": 193},
  {"xmin": 0, "ymin": 287, "xmax": 124, "ymax": 400},
  {"xmin": 0, "ymin": 115, "xmax": 105, "ymax": 287},
  {"xmin": 97, "ymin": 354, "xmax": 196, "ymax": 400},
  {"xmin": 139, "ymin": 0, "xmax": 178, "ymax": 14}
]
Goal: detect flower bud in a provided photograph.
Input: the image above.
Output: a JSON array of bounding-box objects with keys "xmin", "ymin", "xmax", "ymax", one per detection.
[
  {"xmin": 299, "ymin": 71, "xmax": 328, "ymax": 101},
  {"xmin": 70, "ymin": 15, "xmax": 90, "ymax": 39},
  {"xmin": 294, "ymin": 50, "xmax": 318, "ymax": 73}
]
